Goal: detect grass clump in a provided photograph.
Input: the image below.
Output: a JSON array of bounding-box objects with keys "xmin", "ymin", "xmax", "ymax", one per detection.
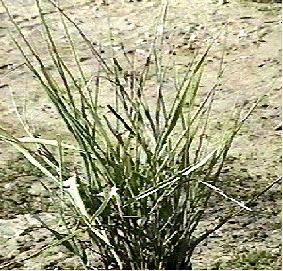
[{"xmin": 0, "ymin": 0, "xmax": 280, "ymax": 269}]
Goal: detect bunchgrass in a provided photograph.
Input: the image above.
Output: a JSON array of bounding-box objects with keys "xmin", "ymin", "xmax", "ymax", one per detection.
[{"xmin": 0, "ymin": 0, "xmax": 281, "ymax": 269}]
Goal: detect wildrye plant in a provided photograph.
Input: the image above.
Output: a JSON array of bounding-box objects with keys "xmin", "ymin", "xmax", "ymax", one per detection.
[{"xmin": 0, "ymin": 0, "xmax": 281, "ymax": 269}]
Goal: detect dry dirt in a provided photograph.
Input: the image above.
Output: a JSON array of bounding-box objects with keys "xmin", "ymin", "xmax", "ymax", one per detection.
[{"xmin": 0, "ymin": 0, "xmax": 281, "ymax": 269}]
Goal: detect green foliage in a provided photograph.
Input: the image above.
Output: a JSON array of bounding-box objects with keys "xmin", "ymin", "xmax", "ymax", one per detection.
[
  {"xmin": 214, "ymin": 249, "xmax": 282, "ymax": 270},
  {"xmin": 0, "ymin": 0, "xmax": 275, "ymax": 269}
]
